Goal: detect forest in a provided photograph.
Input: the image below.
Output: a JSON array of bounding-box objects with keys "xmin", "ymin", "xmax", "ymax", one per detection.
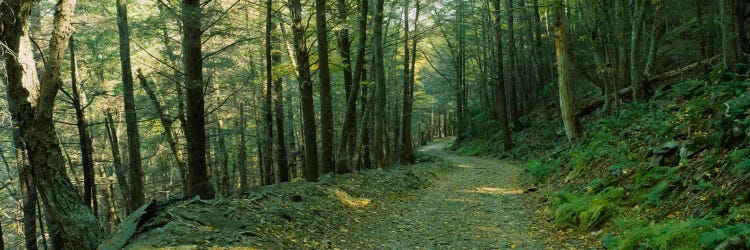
[{"xmin": 0, "ymin": 0, "xmax": 748, "ymax": 249}]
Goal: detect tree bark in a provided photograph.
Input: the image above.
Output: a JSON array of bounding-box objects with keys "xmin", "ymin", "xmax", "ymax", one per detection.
[
  {"xmin": 506, "ymin": 0, "xmax": 523, "ymax": 130},
  {"xmin": 336, "ymin": 0, "xmax": 354, "ymax": 104},
  {"xmin": 116, "ymin": 0, "xmax": 145, "ymax": 210},
  {"xmin": 720, "ymin": 0, "xmax": 741, "ymax": 71},
  {"xmin": 136, "ymin": 70, "xmax": 188, "ymax": 193},
  {"xmin": 400, "ymin": 0, "xmax": 417, "ymax": 165},
  {"xmin": 372, "ymin": 0, "xmax": 387, "ymax": 169},
  {"xmin": 316, "ymin": 0, "xmax": 335, "ymax": 174},
  {"xmin": 263, "ymin": 0, "xmax": 276, "ymax": 186},
  {"xmin": 238, "ymin": 104, "xmax": 249, "ymax": 191},
  {"xmin": 337, "ymin": 0, "xmax": 369, "ymax": 173},
  {"xmin": 183, "ymin": 0, "xmax": 215, "ymax": 199},
  {"xmin": 289, "ymin": 0, "xmax": 320, "ymax": 181},
  {"xmin": 493, "ymin": 0, "xmax": 512, "ymax": 151},
  {"xmin": 272, "ymin": 14, "xmax": 291, "ymax": 183},
  {"xmin": 104, "ymin": 110, "xmax": 131, "ymax": 214},
  {"xmin": 69, "ymin": 38, "xmax": 96, "ymax": 213},
  {"xmin": 2, "ymin": 0, "xmax": 105, "ymax": 248},
  {"xmin": 2, "ymin": 32, "xmax": 39, "ymax": 250},
  {"xmin": 213, "ymin": 79, "xmax": 230, "ymax": 196},
  {"xmin": 554, "ymin": 0, "xmax": 581, "ymax": 143},
  {"xmin": 629, "ymin": 0, "xmax": 648, "ymax": 101}
]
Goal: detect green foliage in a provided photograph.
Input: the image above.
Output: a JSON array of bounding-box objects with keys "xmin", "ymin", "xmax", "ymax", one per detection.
[
  {"xmin": 729, "ymin": 149, "xmax": 750, "ymax": 174},
  {"xmin": 554, "ymin": 188, "xmax": 622, "ymax": 230},
  {"xmin": 605, "ymin": 219, "xmax": 712, "ymax": 250},
  {"xmin": 699, "ymin": 223, "xmax": 750, "ymax": 248},
  {"xmin": 525, "ymin": 158, "xmax": 560, "ymax": 182}
]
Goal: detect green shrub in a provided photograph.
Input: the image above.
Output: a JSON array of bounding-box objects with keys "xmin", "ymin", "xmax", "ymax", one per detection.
[
  {"xmin": 554, "ymin": 190, "xmax": 619, "ymax": 230},
  {"xmin": 606, "ymin": 219, "xmax": 712, "ymax": 250},
  {"xmin": 525, "ymin": 158, "xmax": 560, "ymax": 181},
  {"xmin": 699, "ymin": 223, "xmax": 750, "ymax": 248}
]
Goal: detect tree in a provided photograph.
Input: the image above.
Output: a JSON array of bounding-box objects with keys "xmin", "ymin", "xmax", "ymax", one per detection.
[
  {"xmin": 272, "ymin": 8, "xmax": 291, "ymax": 183},
  {"xmin": 337, "ymin": 0, "xmax": 369, "ymax": 173},
  {"xmin": 289, "ymin": 0, "xmax": 320, "ymax": 181},
  {"xmin": 183, "ymin": 0, "xmax": 215, "ymax": 199},
  {"xmin": 493, "ymin": 0, "xmax": 512, "ymax": 151},
  {"xmin": 1, "ymin": 0, "xmax": 104, "ymax": 248},
  {"xmin": 720, "ymin": 0, "xmax": 740, "ymax": 71},
  {"xmin": 136, "ymin": 70, "xmax": 188, "ymax": 192},
  {"xmin": 553, "ymin": 0, "xmax": 581, "ymax": 143},
  {"xmin": 263, "ymin": 0, "xmax": 275, "ymax": 185},
  {"xmin": 316, "ymin": 0, "xmax": 335, "ymax": 174},
  {"xmin": 69, "ymin": 38, "xmax": 96, "ymax": 213},
  {"xmin": 116, "ymin": 0, "xmax": 145, "ymax": 210},
  {"xmin": 506, "ymin": 0, "xmax": 522, "ymax": 130},
  {"xmin": 372, "ymin": 0, "xmax": 387, "ymax": 169},
  {"xmin": 400, "ymin": 0, "xmax": 418, "ymax": 165},
  {"xmin": 630, "ymin": 0, "xmax": 648, "ymax": 101}
]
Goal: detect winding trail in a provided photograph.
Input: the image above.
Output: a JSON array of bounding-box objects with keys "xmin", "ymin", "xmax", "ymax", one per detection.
[{"xmin": 339, "ymin": 138, "xmax": 594, "ymax": 249}]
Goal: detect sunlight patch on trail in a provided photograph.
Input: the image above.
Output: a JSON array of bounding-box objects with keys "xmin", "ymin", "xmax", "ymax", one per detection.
[{"xmin": 469, "ymin": 187, "xmax": 525, "ymax": 195}]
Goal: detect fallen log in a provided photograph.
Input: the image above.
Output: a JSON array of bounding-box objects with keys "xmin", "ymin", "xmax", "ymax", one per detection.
[
  {"xmin": 576, "ymin": 55, "xmax": 720, "ymax": 117},
  {"xmin": 97, "ymin": 201, "xmax": 158, "ymax": 250}
]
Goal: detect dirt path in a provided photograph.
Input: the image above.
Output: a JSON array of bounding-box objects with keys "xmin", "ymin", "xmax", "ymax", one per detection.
[{"xmin": 337, "ymin": 139, "xmax": 593, "ymax": 249}]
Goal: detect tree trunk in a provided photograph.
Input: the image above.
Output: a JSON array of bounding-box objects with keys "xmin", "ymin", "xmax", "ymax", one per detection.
[
  {"xmin": 337, "ymin": 0, "xmax": 369, "ymax": 173},
  {"xmin": 400, "ymin": 0, "xmax": 418, "ymax": 165},
  {"xmin": 1, "ymin": 0, "xmax": 105, "ymax": 248},
  {"xmin": 316, "ymin": 0, "xmax": 335, "ymax": 174},
  {"xmin": 238, "ymin": 104, "xmax": 249, "ymax": 191},
  {"xmin": 116, "ymin": 0, "xmax": 145, "ymax": 210},
  {"xmin": 263, "ymin": 0, "xmax": 276, "ymax": 186},
  {"xmin": 69, "ymin": 38, "xmax": 97, "ymax": 214},
  {"xmin": 554, "ymin": 0, "xmax": 581, "ymax": 143},
  {"xmin": 212, "ymin": 79, "xmax": 230, "ymax": 196},
  {"xmin": 272, "ymin": 18, "xmax": 291, "ymax": 183},
  {"xmin": 336, "ymin": 0, "xmax": 354, "ymax": 104},
  {"xmin": 289, "ymin": 0, "xmax": 320, "ymax": 181},
  {"xmin": 493, "ymin": 0, "xmax": 512, "ymax": 151},
  {"xmin": 136, "ymin": 70, "xmax": 188, "ymax": 193},
  {"xmin": 104, "ymin": 111, "xmax": 131, "ymax": 214},
  {"xmin": 720, "ymin": 0, "xmax": 741, "ymax": 71},
  {"xmin": 629, "ymin": 0, "xmax": 648, "ymax": 101},
  {"xmin": 506, "ymin": 0, "xmax": 523, "ymax": 130},
  {"xmin": 372, "ymin": 0, "xmax": 387, "ymax": 169},
  {"xmin": 183, "ymin": 0, "xmax": 215, "ymax": 199},
  {"xmin": 2, "ymin": 34, "xmax": 39, "ymax": 250}
]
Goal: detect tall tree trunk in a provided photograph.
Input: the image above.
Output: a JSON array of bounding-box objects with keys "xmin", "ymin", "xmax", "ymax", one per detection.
[
  {"xmin": 1, "ymin": 0, "xmax": 104, "ymax": 248},
  {"xmin": 69, "ymin": 38, "xmax": 96, "ymax": 213},
  {"xmin": 506, "ymin": 0, "xmax": 522, "ymax": 130},
  {"xmin": 272, "ymin": 19, "xmax": 291, "ymax": 183},
  {"xmin": 615, "ymin": 0, "xmax": 629, "ymax": 104},
  {"xmin": 2, "ymin": 35, "xmax": 39, "ymax": 250},
  {"xmin": 400, "ymin": 0, "xmax": 417, "ymax": 165},
  {"xmin": 455, "ymin": 0, "xmax": 467, "ymax": 143},
  {"xmin": 336, "ymin": 0, "xmax": 354, "ymax": 103},
  {"xmin": 263, "ymin": 0, "xmax": 276, "ymax": 186},
  {"xmin": 372, "ymin": 0, "xmax": 387, "ymax": 169},
  {"xmin": 238, "ymin": 104, "xmax": 249, "ymax": 191},
  {"xmin": 116, "ymin": 0, "xmax": 145, "ymax": 210},
  {"xmin": 554, "ymin": 0, "xmax": 581, "ymax": 143},
  {"xmin": 337, "ymin": 0, "xmax": 369, "ymax": 173},
  {"xmin": 182, "ymin": 0, "xmax": 215, "ymax": 199},
  {"xmin": 520, "ymin": 0, "xmax": 542, "ymax": 105},
  {"xmin": 316, "ymin": 0, "xmax": 335, "ymax": 174},
  {"xmin": 493, "ymin": 0, "xmax": 512, "ymax": 151},
  {"xmin": 136, "ymin": 70, "xmax": 188, "ymax": 193},
  {"xmin": 212, "ymin": 79, "xmax": 230, "ymax": 196},
  {"xmin": 629, "ymin": 0, "xmax": 648, "ymax": 101},
  {"xmin": 721, "ymin": 0, "xmax": 741, "ymax": 71},
  {"xmin": 289, "ymin": 0, "xmax": 320, "ymax": 181},
  {"xmin": 104, "ymin": 111, "xmax": 131, "ymax": 214}
]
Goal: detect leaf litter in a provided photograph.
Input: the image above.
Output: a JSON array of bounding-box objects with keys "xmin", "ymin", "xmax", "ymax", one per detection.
[{"xmin": 122, "ymin": 139, "xmax": 600, "ymax": 249}]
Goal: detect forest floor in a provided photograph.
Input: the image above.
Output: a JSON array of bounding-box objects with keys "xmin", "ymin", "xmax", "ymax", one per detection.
[{"xmin": 123, "ymin": 138, "xmax": 600, "ymax": 249}]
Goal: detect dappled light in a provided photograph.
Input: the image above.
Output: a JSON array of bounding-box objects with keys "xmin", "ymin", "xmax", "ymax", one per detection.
[{"xmin": 469, "ymin": 187, "xmax": 525, "ymax": 195}]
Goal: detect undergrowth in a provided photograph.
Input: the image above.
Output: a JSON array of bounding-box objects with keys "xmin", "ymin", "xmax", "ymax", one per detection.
[{"xmin": 457, "ymin": 77, "xmax": 750, "ymax": 248}]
